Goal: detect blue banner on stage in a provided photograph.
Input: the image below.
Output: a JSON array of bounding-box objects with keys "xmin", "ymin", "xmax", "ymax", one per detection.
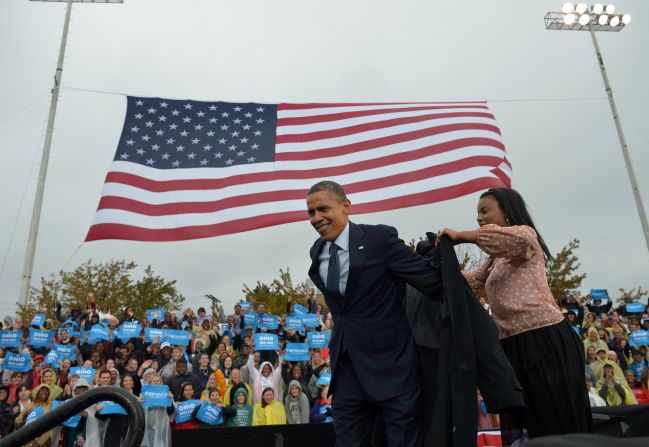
[
  {"xmin": 301, "ymin": 314, "xmax": 319, "ymax": 328},
  {"xmin": 243, "ymin": 312, "xmax": 258, "ymax": 329},
  {"xmin": 25, "ymin": 405, "xmax": 44, "ymax": 425},
  {"xmin": 630, "ymin": 330, "xmax": 649, "ymax": 347},
  {"xmin": 30, "ymin": 314, "xmax": 46, "ymax": 327},
  {"xmin": 626, "ymin": 302, "xmax": 646, "ymax": 313},
  {"xmin": 53, "ymin": 344, "xmax": 76, "ymax": 361},
  {"xmin": 284, "ymin": 343, "xmax": 310, "ymax": 361},
  {"xmin": 254, "ymin": 333, "xmax": 279, "ymax": 351},
  {"xmin": 0, "ymin": 331, "xmax": 22, "ymax": 348},
  {"xmin": 144, "ymin": 328, "xmax": 164, "ymax": 343},
  {"xmin": 3, "ymin": 353, "xmax": 31, "ymax": 372},
  {"xmin": 285, "ymin": 316, "xmax": 304, "ymax": 331},
  {"xmin": 70, "ymin": 367, "xmax": 96, "ymax": 383},
  {"xmin": 28, "ymin": 329, "xmax": 54, "ymax": 348},
  {"xmin": 98, "ymin": 401, "xmax": 128, "ymax": 415},
  {"xmin": 293, "ymin": 303, "xmax": 309, "ymax": 315},
  {"xmin": 142, "ymin": 384, "xmax": 173, "ymax": 408},
  {"xmin": 116, "ymin": 322, "xmax": 141, "ymax": 341},
  {"xmin": 317, "ymin": 373, "xmax": 331, "ymax": 386},
  {"xmin": 308, "ymin": 331, "xmax": 330, "ymax": 348},
  {"xmin": 260, "ymin": 314, "xmax": 279, "ymax": 330},
  {"xmin": 162, "ymin": 329, "xmax": 191, "ymax": 346},
  {"xmin": 87, "ymin": 324, "xmax": 110, "ymax": 344},
  {"xmin": 175, "ymin": 400, "xmax": 200, "ymax": 423},
  {"xmin": 195, "ymin": 400, "xmax": 224, "ymax": 425},
  {"xmin": 146, "ymin": 308, "xmax": 165, "ymax": 322},
  {"xmin": 51, "ymin": 400, "xmax": 82, "ymax": 428}
]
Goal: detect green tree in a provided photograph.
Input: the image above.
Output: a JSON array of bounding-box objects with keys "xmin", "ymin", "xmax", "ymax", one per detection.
[
  {"xmin": 17, "ymin": 260, "xmax": 185, "ymax": 323},
  {"xmin": 242, "ymin": 268, "xmax": 319, "ymax": 315},
  {"xmin": 615, "ymin": 287, "xmax": 648, "ymax": 306},
  {"xmin": 545, "ymin": 239, "xmax": 586, "ymax": 303}
]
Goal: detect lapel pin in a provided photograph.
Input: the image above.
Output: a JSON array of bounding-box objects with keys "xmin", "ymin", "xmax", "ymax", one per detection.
[{"xmin": 358, "ymin": 246, "xmax": 364, "ymax": 250}]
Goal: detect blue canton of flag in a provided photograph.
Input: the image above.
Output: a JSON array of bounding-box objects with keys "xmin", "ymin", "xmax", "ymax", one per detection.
[{"xmin": 116, "ymin": 97, "xmax": 277, "ymax": 170}]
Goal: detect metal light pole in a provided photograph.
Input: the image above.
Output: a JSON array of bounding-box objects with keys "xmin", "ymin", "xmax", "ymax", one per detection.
[
  {"xmin": 19, "ymin": 0, "xmax": 123, "ymax": 308},
  {"xmin": 545, "ymin": 3, "xmax": 649, "ymax": 257}
]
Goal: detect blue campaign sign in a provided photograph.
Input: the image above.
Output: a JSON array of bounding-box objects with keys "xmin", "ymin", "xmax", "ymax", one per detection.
[
  {"xmin": 301, "ymin": 314, "xmax": 319, "ymax": 328},
  {"xmin": 162, "ymin": 329, "xmax": 191, "ymax": 346},
  {"xmin": 142, "ymin": 384, "xmax": 173, "ymax": 408},
  {"xmin": 25, "ymin": 406, "xmax": 45, "ymax": 425},
  {"xmin": 28, "ymin": 329, "xmax": 54, "ymax": 348},
  {"xmin": 44, "ymin": 351, "xmax": 60, "ymax": 368},
  {"xmin": 146, "ymin": 308, "xmax": 165, "ymax": 323},
  {"xmin": 116, "ymin": 322, "xmax": 141, "ymax": 341},
  {"xmin": 174, "ymin": 400, "xmax": 200, "ymax": 423},
  {"xmin": 254, "ymin": 333, "xmax": 279, "ymax": 351},
  {"xmin": 30, "ymin": 314, "xmax": 46, "ymax": 327},
  {"xmin": 319, "ymin": 405, "xmax": 333, "ymax": 422},
  {"xmin": 285, "ymin": 316, "xmax": 304, "ymax": 331},
  {"xmin": 626, "ymin": 302, "xmax": 646, "ymax": 314},
  {"xmin": 317, "ymin": 373, "xmax": 331, "ymax": 386},
  {"xmin": 629, "ymin": 330, "xmax": 649, "ymax": 347},
  {"xmin": 195, "ymin": 400, "xmax": 224, "ymax": 425},
  {"xmin": 3, "ymin": 353, "xmax": 31, "ymax": 372},
  {"xmin": 590, "ymin": 289, "xmax": 609, "ymax": 302},
  {"xmin": 53, "ymin": 344, "xmax": 77, "ymax": 361},
  {"xmin": 70, "ymin": 367, "xmax": 96, "ymax": 383},
  {"xmin": 238, "ymin": 301, "xmax": 251, "ymax": 311},
  {"xmin": 0, "ymin": 331, "xmax": 22, "ymax": 348},
  {"xmin": 284, "ymin": 343, "xmax": 310, "ymax": 362},
  {"xmin": 243, "ymin": 312, "xmax": 258, "ymax": 329},
  {"xmin": 62, "ymin": 319, "xmax": 79, "ymax": 328},
  {"xmin": 87, "ymin": 324, "xmax": 110, "ymax": 344},
  {"xmin": 293, "ymin": 303, "xmax": 309, "ymax": 315},
  {"xmin": 98, "ymin": 401, "xmax": 128, "ymax": 416},
  {"xmin": 260, "ymin": 314, "xmax": 279, "ymax": 330},
  {"xmin": 308, "ymin": 331, "xmax": 331, "ymax": 349},
  {"xmin": 51, "ymin": 400, "xmax": 81, "ymax": 428},
  {"xmin": 144, "ymin": 328, "xmax": 164, "ymax": 343},
  {"xmin": 58, "ymin": 328, "xmax": 79, "ymax": 339}
]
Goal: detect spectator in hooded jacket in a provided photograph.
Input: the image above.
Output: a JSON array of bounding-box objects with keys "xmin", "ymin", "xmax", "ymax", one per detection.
[
  {"xmin": 284, "ymin": 380, "xmax": 310, "ymax": 424},
  {"xmin": 227, "ymin": 387, "xmax": 252, "ymax": 427}
]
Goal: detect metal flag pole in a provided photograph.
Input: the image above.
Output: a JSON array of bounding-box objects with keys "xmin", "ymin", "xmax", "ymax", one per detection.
[{"xmin": 19, "ymin": 0, "xmax": 124, "ymax": 307}]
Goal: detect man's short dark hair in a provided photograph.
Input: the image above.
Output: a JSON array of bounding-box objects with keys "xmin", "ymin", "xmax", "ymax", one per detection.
[{"xmin": 307, "ymin": 180, "xmax": 347, "ymax": 201}]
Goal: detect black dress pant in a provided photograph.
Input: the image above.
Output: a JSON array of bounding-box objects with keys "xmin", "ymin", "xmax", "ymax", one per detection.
[{"xmin": 332, "ymin": 353, "xmax": 423, "ymax": 447}]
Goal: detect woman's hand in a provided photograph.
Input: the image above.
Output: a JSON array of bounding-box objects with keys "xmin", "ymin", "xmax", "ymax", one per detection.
[{"xmin": 436, "ymin": 228, "xmax": 478, "ymax": 245}]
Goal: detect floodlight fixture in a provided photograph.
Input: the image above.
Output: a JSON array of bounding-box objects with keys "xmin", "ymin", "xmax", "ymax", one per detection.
[
  {"xmin": 605, "ymin": 4, "xmax": 615, "ymax": 14},
  {"xmin": 598, "ymin": 14, "xmax": 608, "ymax": 25},
  {"xmin": 622, "ymin": 14, "xmax": 631, "ymax": 25},
  {"xmin": 576, "ymin": 3, "xmax": 588, "ymax": 14},
  {"xmin": 592, "ymin": 3, "xmax": 604, "ymax": 14},
  {"xmin": 563, "ymin": 13, "xmax": 577, "ymax": 25},
  {"xmin": 562, "ymin": 2, "xmax": 575, "ymax": 13},
  {"xmin": 609, "ymin": 15, "xmax": 620, "ymax": 27},
  {"xmin": 578, "ymin": 14, "xmax": 591, "ymax": 25}
]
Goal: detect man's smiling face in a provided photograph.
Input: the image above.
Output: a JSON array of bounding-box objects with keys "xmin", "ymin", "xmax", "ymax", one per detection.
[{"xmin": 306, "ymin": 190, "xmax": 350, "ymax": 241}]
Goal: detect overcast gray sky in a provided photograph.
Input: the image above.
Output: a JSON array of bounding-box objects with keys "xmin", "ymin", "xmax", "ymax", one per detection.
[{"xmin": 1, "ymin": 0, "xmax": 648, "ymax": 316}]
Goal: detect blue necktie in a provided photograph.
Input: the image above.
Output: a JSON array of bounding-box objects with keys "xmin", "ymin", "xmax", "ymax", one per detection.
[{"xmin": 326, "ymin": 243, "xmax": 341, "ymax": 297}]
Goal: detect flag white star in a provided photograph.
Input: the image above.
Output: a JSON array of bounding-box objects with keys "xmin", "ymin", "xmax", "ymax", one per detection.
[
  {"xmin": 158, "ymin": 115, "xmax": 167, "ymax": 122},
  {"xmin": 120, "ymin": 153, "xmax": 130, "ymax": 159},
  {"xmin": 145, "ymin": 121, "xmax": 154, "ymax": 127},
  {"xmin": 233, "ymin": 118, "xmax": 242, "ymax": 124},
  {"xmin": 191, "ymin": 138, "xmax": 200, "ymax": 144},
  {"xmin": 151, "ymin": 144, "xmax": 160, "ymax": 151},
  {"xmin": 251, "ymin": 143, "xmax": 259, "ymax": 149},
  {"xmin": 126, "ymin": 139, "xmax": 135, "ymax": 145},
  {"xmin": 203, "ymin": 144, "xmax": 212, "ymax": 151},
  {"xmin": 166, "ymin": 138, "xmax": 175, "ymax": 144},
  {"xmin": 160, "ymin": 101, "xmax": 168, "ymax": 108},
  {"xmin": 135, "ymin": 100, "xmax": 144, "ymax": 106},
  {"xmin": 162, "ymin": 153, "xmax": 170, "ymax": 160},
  {"xmin": 256, "ymin": 107, "xmax": 265, "ymax": 112},
  {"xmin": 220, "ymin": 125, "xmax": 229, "ymax": 130},
  {"xmin": 209, "ymin": 105, "xmax": 218, "ymax": 111},
  {"xmin": 171, "ymin": 110, "xmax": 180, "ymax": 116},
  {"xmin": 134, "ymin": 113, "xmax": 143, "ymax": 119},
  {"xmin": 184, "ymin": 103, "xmax": 193, "ymax": 110},
  {"xmin": 196, "ymin": 111, "xmax": 205, "ymax": 117},
  {"xmin": 169, "ymin": 124, "xmax": 178, "ymax": 130},
  {"xmin": 180, "ymin": 131, "xmax": 189, "ymax": 137},
  {"xmin": 240, "ymin": 137, "xmax": 249, "ymax": 143},
  {"xmin": 200, "ymin": 159, "xmax": 208, "ymax": 166},
  {"xmin": 209, "ymin": 118, "xmax": 218, "ymax": 123},
  {"xmin": 131, "ymin": 126, "xmax": 140, "ymax": 132},
  {"xmin": 234, "ymin": 106, "xmax": 242, "ymax": 112},
  {"xmin": 237, "ymin": 150, "xmax": 245, "ymax": 157},
  {"xmin": 206, "ymin": 131, "xmax": 215, "ymax": 137},
  {"xmin": 176, "ymin": 145, "xmax": 185, "ymax": 152},
  {"xmin": 225, "ymin": 159, "xmax": 234, "ymax": 165},
  {"xmin": 247, "ymin": 156, "xmax": 256, "ymax": 162},
  {"xmin": 228, "ymin": 145, "xmax": 237, "ymax": 151},
  {"xmin": 187, "ymin": 152, "xmax": 196, "ymax": 159},
  {"xmin": 194, "ymin": 124, "xmax": 203, "ymax": 130},
  {"xmin": 244, "ymin": 112, "xmax": 252, "ymax": 118},
  {"xmin": 218, "ymin": 138, "xmax": 227, "ymax": 144},
  {"xmin": 214, "ymin": 152, "xmax": 223, "ymax": 158},
  {"xmin": 136, "ymin": 148, "xmax": 145, "ymax": 155},
  {"xmin": 231, "ymin": 131, "xmax": 240, "ymax": 137},
  {"xmin": 243, "ymin": 124, "xmax": 251, "ymax": 130},
  {"xmin": 147, "ymin": 108, "xmax": 157, "ymax": 114},
  {"xmin": 183, "ymin": 117, "xmax": 191, "ymax": 123},
  {"xmin": 141, "ymin": 135, "xmax": 151, "ymax": 141},
  {"xmin": 155, "ymin": 130, "xmax": 165, "ymax": 136},
  {"xmin": 221, "ymin": 112, "xmax": 230, "ymax": 117},
  {"xmin": 146, "ymin": 158, "xmax": 155, "ymax": 165},
  {"xmin": 256, "ymin": 118, "xmax": 265, "ymax": 124},
  {"xmin": 172, "ymin": 160, "xmax": 181, "ymax": 167},
  {"xmin": 254, "ymin": 130, "xmax": 262, "ymax": 136}
]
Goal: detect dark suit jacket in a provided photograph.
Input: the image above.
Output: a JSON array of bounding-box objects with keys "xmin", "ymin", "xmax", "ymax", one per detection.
[{"xmin": 308, "ymin": 221, "xmax": 443, "ymax": 401}]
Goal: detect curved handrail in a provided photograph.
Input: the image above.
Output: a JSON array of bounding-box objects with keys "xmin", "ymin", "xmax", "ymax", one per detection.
[{"xmin": 0, "ymin": 386, "xmax": 145, "ymax": 447}]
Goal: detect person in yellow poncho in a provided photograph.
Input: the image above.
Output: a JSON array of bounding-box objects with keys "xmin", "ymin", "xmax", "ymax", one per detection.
[
  {"xmin": 583, "ymin": 327, "xmax": 608, "ymax": 357},
  {"xmin": 36, "ymin": 368, "xmax": 63, "ymax": 401},
  {"xmin": 16, "ymin": 384, "xmax": 54, "ymax": 446},
  {"xmin": 223, "ymin": 368, "xmax": 252, "ymax": 406},
  {"xmin": 596, "ymin": 362, "xmax": 637, "ymax": 406},
  {"xmin": 252, "ymin": 388, "xmax": 286, "ymax": 426}
]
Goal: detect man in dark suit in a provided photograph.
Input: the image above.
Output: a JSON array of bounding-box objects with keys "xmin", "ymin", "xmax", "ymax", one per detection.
[{"xmin": 306, "ymin": 180, "xmax": 443, "ymax": 447}]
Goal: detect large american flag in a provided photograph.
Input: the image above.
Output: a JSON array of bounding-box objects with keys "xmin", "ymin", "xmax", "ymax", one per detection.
[{"xmin": 85, "ymin": 97, "xmax": 511, "ymax": 242}]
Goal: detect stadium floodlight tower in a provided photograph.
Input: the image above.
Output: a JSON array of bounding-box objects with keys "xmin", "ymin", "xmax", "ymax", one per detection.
[
  {"xmin": 19, "ymin": 0, "xmax": 124, "ymax": 308},
  {"xmin": 545, "ymin": 4, "xmax": 649, "ymax": 257}
]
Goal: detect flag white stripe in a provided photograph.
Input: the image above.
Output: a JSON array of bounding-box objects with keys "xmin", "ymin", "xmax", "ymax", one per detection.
[
  {"xmin": 276, "ymin": 103, "xmax": 486, "ymax": 118},
  {"xmin": 276, "ymin": 107, "xmax": 493, "ymax": 135},
  {"xmin": 92, "ymin": 166, "xmax": 501, "ymax": 228},
  {"xmin": 276, "ymin": 117, "xmax": 499, "ymax": 152}
]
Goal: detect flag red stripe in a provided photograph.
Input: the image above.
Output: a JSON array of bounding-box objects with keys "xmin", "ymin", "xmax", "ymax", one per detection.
[
  {"xmin": 276, "ymin": 124, "xmax": 502, "ymax": 161},
  {"xmin": 107, "ymin": 138, "xmax": 505, "ymax": 192},
  {"xmin": 97, "ymin": 156, "xmax": 505, "ymax": 215},
  {"xmin": 85, "ymin": 177, "xmax": 503, "ymax": 242},
  {"xmin": 276, "ymin": 112, "xmax": 496, "ymax": 143},
  {"xmin": 277, "ymin": 101, "xmax": 486, "ymax": 110},
  {"xmin": 277, "ymin": 106, "xmax": 490, "ymax": 126}
]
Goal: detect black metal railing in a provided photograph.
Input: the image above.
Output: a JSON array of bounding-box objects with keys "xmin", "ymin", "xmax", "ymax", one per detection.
[{"xmin": 0, "ymin": 387, "xmax": 145, "ymax": 447}]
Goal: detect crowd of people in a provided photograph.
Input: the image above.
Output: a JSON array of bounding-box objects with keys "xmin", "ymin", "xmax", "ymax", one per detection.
[{"xmin": 0, "ymin": 299, "xmax": 334, "ymax": 446}]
